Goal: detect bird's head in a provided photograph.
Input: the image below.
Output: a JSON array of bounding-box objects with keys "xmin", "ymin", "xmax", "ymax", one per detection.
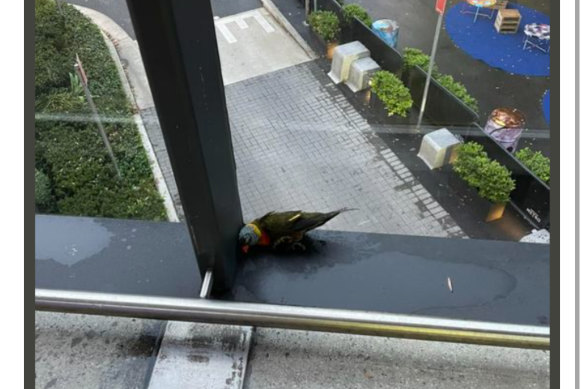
[{"xmin": 238, "ymin": 224, "xmax": 261, "ymax": 254}]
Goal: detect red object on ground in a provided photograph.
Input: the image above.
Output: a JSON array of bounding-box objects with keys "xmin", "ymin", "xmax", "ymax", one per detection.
[{"xmin": 435, "ymin": 0, "xmax": 447, "ymax": 14}]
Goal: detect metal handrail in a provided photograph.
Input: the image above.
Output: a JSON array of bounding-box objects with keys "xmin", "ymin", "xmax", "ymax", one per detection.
[{"xmin": 35, "ymin": 288, "xmax": 549, "ymax": 350}]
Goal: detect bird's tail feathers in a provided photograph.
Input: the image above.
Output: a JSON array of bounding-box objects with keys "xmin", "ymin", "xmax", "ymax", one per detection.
[{"xmin": 336, "ymin": 207, "xmax": 358, "ymax": 213}]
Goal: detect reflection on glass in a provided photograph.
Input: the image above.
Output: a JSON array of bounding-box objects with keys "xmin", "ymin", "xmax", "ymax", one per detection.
[
  {"xmin": 213, "ymin": 0, "xmax": 550, "ymax": 243},
  {"xmin": 34, "ymin": 0, "xmax": 168, "ymax": 221}
]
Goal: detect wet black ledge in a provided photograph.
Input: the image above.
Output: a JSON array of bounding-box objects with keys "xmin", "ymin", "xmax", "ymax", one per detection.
[
  {"xmin": 35, "ymin": 215, "xmax": 202, "ymax": 297},
  {"xmin": 218, "ymin": 230, "xmax": 549, "ymax": 326},
  {"xmin": 35, "ymin": 215, "xmax": 549, "ymax": 326}
]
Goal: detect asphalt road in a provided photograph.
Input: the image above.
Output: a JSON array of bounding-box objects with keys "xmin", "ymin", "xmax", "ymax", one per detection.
[
  {"xmin": 67, "ymin": 0, "xmax": 136, "ymax": 38},
  {"xmin": 66, "ymin": 0, "xmax": 262, "ymax": 38}
]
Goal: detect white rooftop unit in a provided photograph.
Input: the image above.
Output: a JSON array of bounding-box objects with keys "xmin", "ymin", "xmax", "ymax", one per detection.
[
  {"xmin": 327, "ymin": 41, "xmax": 370, "ymax": 84},
  {"xmin": 417, "ymin": 128, "xmax": 462, "ymax": 169},
  {"xmin": 345, "ymin": 57, "xmax": 380, "ymax": 92}
]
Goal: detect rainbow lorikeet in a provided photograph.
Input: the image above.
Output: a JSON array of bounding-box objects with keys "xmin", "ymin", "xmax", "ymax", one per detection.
[{"xmin": 238, "ymin": 209, "xmax": 351, "ymax": 253}]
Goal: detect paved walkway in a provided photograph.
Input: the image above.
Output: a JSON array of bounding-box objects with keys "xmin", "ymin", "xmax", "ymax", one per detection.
[{"xmin": 228, "ymin": 61, "xmax": 465, "ymax": 238}]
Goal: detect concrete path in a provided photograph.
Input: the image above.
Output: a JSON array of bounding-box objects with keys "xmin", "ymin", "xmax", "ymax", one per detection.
[{"xmin": 228, "ymin": 61, "xmax": 465, "ymax": 237}]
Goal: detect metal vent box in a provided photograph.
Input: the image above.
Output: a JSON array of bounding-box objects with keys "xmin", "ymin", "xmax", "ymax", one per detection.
[
  {"xmin": 328, "ymin": 41, "xmax": 370, "ymax": 84},
  {"xmin": 346, "ymin": 57, "xmax": 380, "ymax": 92},
  {"xmin": 417, "ymin": 128, "xmax": 462, "ymax": 169}
]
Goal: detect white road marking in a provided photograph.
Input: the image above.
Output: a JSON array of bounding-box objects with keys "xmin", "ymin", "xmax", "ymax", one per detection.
[
  {"xmin": 235, "ymin": 17, "xmax": 249, "ymax": 29},
  {"xmin": 216, "ymin": 22, "xmax": 237, "ymax": 43},
  {"xmin": 253, "ymin": 10, "xmax": 275, "ymax": 33}
]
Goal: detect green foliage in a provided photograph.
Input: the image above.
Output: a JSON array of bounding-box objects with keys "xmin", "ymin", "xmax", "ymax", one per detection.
[
  {"xmin": 515, "ymin": 147, "xmax": 550, "ymax": 184},
  {"xmin": 370, "ymin": 71, "xmax": 413, "ymax": 117},
  {"xmin": 35, "ymin": 0, "xmax": 166, "ymax": 220},
  {"xmin": 308, "ymin": 11, "xmax": 340, "ymax": 43},
  {"xmin": 336, "ymin": 0, "xmax": 344, "ymax": 5},
  {"xmin": 69, "ymin": 72, "xmax": 84, "ymax": 97},
  {"xmin": 452, "ymin": 142, "xmax": 488, "ymax": 188},
  {"xmin": 453, "ymin": 142, "xmax": 515, "ymax": 204},
  {"xmin": 35, "ymin": 169, "xmax": 53, "ymax": 210},
  {"xmin": 402, "ymin": 47, "xmax": 478, "ymax": 112},
  {"xmin": 435, "ymin": 74, "xmax": 479, "ymax": 113},
  {"xmin": 341, "ymin": 4, "xmax": 372, "ymax": 28},
  {"xmin": 402, "ymin": 47, "xmax": 439, "ymax": 77}
]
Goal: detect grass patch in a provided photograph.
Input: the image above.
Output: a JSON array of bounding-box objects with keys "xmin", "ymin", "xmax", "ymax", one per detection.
[{"xmin": 35, "ymin": 0, "xmax": 166, "ymax": 220}]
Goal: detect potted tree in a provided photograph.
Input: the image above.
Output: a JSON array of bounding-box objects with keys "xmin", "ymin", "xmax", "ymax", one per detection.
[
  {"xmin": 307, "ymin": 10, "xmax": 340, "ymax": 59},
  {"xmin": 452, "ymin": 142, "xmax": 515, "ymax": 222},
  {"xmin": 369, "ymin": 70, "xmax": 413, "ymax": 118}
]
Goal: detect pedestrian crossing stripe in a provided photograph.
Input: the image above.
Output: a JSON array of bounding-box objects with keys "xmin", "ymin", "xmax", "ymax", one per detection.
[{"xmin": 215, "ymin": 10, "xmax": 275, "ymax": 44}]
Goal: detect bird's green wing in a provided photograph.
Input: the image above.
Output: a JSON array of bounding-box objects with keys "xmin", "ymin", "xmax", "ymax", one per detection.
[
  {"xmin": 288, "ymin": 210, "xmax": 343, "ymax": 233},
  {"xmin": 257, "ymin": 210, "xmax": 343, "ymax": 237}
]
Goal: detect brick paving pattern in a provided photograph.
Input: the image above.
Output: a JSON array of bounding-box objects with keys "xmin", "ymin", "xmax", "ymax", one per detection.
[{"xmin": 226, "ymin": 61, "xmax": 465, "ymax": 238}]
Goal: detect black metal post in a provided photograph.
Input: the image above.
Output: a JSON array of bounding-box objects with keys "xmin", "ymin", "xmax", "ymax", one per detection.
[{"xmin": 125, "ymin": 0, "xmax": 243, "ymax": 291}]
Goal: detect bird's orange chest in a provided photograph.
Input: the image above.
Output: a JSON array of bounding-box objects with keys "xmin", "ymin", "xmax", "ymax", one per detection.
[{"xmin": 257, "ymin": 231, "xmax": 271, "ymax": 246}]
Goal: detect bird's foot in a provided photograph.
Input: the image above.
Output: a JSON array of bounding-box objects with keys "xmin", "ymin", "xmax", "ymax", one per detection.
[
  {"xmin": 273, "ymin": 236, "xmax": 294, "ymax": 250},
  {"xmin": 291, "ymin": 242, "xmax": 306, "ymax": 252}
]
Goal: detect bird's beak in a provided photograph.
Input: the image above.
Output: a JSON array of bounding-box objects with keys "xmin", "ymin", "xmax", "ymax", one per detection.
[{"xmin": 242, "ymin": 245, "xmax": 249, "ymax": 254}]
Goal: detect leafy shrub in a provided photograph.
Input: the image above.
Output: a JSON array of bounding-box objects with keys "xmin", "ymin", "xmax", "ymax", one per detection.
[
  {"xmin": 308, "ymin": 11, "xmax": 340, "ymax": 43},
  {"xmin": 402, "ymin": 47, "xmax": 439, "ymax": 77},
  {"xmin": 435, "ymin": 74, "xmax": 479, "ymax": 113},
  {"xmin": 403, "ymin": 48, "xmax": 431, "ymax": 71},
  {"xmin": 35, "ymin": 169, "xmax": 53, "ymax": 210},
  {"xmin": 516, "ymin": 147, "xmax": 550, "ymax": 184},
  {"xmin": 35, "ymin": 0, "xmax": 166, "ymax": 220},
  {"xmin": 370, "ymin": 71, "xmax": 413, "ymax": 117},
  {"xmin": 453, "ymin": 142, "xmax": 515, "ymax": 204},
  {"xmin": 402, "ymin": 47, "xmax": 478, "ymax": 113},
  {"xmin": 341, "ymin": 4, "xmax": 372, "ymax": 28},
  {"xmin": 452, "ymin": 141, "xmax": 488, "ymax": 189}
]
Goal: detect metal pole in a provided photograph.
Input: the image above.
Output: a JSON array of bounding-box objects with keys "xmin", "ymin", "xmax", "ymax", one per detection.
[
  {"xmin": 416, "ymin": 12, "xmax": 444, "ymax": 130},
  {"xmin": 126, "ymin": 0, "xmax": 243, "ymax": 291},
  {"xmin": 36, "ymin": 289, "xmax": 549, "ymax": 350},
  {"xmin": 199, "ymin": 270, "xmax": 214, "ymax": 299},
  {"xmin": 75, "ymin": 64, "xmax": 122, "ymax": 179}
]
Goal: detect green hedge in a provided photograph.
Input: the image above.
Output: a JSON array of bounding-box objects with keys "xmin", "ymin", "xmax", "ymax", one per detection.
[
  {"xmin": 35, "ymin": 0, "xmax": 166, "ymax": 220},
  {"xmin": 35, "ymin": 169, "xmax": 54, "ymax": 211},
  {"xmin": 515, "ymin": 147, "xmax": 550, "ymax": 184},
  {"xmin": 370, "ymin": 71, "xmax": 413, "ymax": 117},
  {"xmin": 341, "ymin": 4, "xmax": 372, "ymax": 28},
  {"xmin": 402, "ymin": 47, "xmax": 478, "ymax": 113},
  {"xmin": 453, "ymin": 142, "xmax": 515, "ymax": 204},
  {"xmin": 308, "ymin": 11, "xmax": 340, "ymax": 43}
]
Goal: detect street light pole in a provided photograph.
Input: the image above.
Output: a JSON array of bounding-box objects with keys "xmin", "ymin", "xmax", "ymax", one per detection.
[
  {"xmin": 417, "ymin": 2, "xmax": 446, "ymax": 130},
  {"xmin": 74, "ymin": 55, "xmax": 122, "ymax": 179}
]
